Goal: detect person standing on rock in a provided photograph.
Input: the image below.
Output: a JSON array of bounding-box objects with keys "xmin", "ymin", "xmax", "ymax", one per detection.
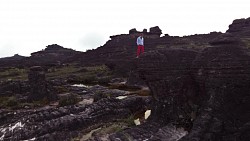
[{"xmin": 136, "ymin": 33, "xmax": 144, "ymax": 58}]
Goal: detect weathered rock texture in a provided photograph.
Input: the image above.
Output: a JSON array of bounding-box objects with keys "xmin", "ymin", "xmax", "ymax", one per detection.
[
  {"xmin": 28, "ymin": 66, "xmax": 56, "ymax": 101},
  {"xmin": 0, "ymin": 81, "xmax": 28, "ymax": 97},
  {"xmin": 0, "ymin": 44, "xmax": 81, "ymax": 68},
  {"xmin": 227, "ymin": 17, "xmax": 250, "ymax": 36},
  {"xmin": 68, "ymin": 27, "xmax": 221, "ymax": 77},
  {"xmin": 0, "ymin": 54, "xmax": 26, "ymax": 68},
  {"xmin": 1, "ymin": 17, "xmax": 250, "ymax": 141},
  {"xmin": 0, "ymin": 96, "xmax": 150, "ymax": 141},
  {"xmin": 132, "ymin": 33, "xmax": 250, "ymax": 141}
]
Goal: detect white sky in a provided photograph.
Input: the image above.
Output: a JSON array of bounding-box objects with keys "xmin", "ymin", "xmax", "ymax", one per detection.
[{"xmin": 0, "ymin": 0, "xmax": 249, "ymax": 57}]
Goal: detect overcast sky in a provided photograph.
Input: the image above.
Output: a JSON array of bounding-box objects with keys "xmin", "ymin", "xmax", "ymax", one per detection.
[{"xmin": 0, "ymin": 0, "xmax": 249, "ymax": 58}]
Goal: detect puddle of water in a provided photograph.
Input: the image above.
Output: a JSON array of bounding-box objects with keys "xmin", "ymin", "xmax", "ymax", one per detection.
[
  {"xmin": 21, "ymin": 137, "xmax": 36, "ymax": 141},
  {"xmin": 116, "ymin": 96, "xmax": 128, "ymax": 100},
  {"xmin": 0, "ymin": 121, "xmax": 25, "ymax": 140},
  {"xmin": 71, "ymin": 84, "xmax": 90, "ymax": 88}
]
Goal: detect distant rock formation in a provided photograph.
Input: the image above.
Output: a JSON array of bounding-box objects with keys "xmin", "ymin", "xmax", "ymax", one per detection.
[
  {"xmin": 26, "ymin": 44, "xmax": 81, "ymax": 67},
  {"xmin": 0, "ymin": 54, "xmax": 27, "ymax": 68},
  {"xmin": 128, "ymin": 26, "xmax": 162, "ymax": 38},
  {"xmin": 0, "ymin": 44, "xmax": 81, "ymax": 68},
  {"xmin": 0, "ymin": 54, "xmax": 26, "ymax": 61},
  {"xmin": 149, "ymin": 26, "xmax": 162, "ymax": 36},
  {"xmin": 227, "ymin": 17, "xmax": 250, "ymax": 36}
]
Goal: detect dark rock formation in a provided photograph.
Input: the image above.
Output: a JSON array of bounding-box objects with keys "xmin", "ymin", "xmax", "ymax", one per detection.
[
  {"xmin": 209, "ymin": 33, "xmax": 242, "ymax": 45},
  {"xmin": 129, "ymin": 28, "xmax": 138, "ymax": 34},
  {"xmin": 181, "ymin": 34, "xmax": 250, "ymax": 141},
  {"xmin": 0, "ymin": 96, "xmax": 150, "ymax": 141},
  {"xmin": 149, "ymin": 26, "xmax": 162, "ymax": 36},
  {"xmin": 69, "ymin": 26, "xmax": 221, "ymax": 78},
  {"xmin": 0, "ymin": 44, "xmax": 81, "ymax": 68},
  {"xmin": 26, "ymin": 44, "xmax": 81, "ymax": 67},
  {"xmin": 126, "ymin": 33, "xmax": 250, "ymax": 141},
  {"xmin": 0, "ymin": 81, "xmax": 29, "ymax": 97},
  {"xmin": 138, "ymin": 49, "xmax": 198, "ymax": 123},
  {"xmin": 0, "ymin": 54, "xmax": 27, "ymax": 68},
  {"xmin": 28, "ymin": 66, "xmax": 56, "ymax": 101},
  {"xmin": 226, "ymin": 17, "xmax": 250, "ymax": 36},
  {"xmin": 0, "ymin": 54, "xmax": 26, "ymax": 61}
]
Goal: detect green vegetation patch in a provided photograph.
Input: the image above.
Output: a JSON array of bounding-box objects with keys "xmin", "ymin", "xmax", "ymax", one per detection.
[
  {"xmin": 0, "ymin": 67, "xmax": 28, "ymax": 81},
  {"xmin": 0, "ymin": 96, "xmax": 19, "ymax": 109},
  {"xmin": 46, "ymin": 65, "xmax": 84, "ymax": 79},
  {"xmin": 47, "ymin": 64, "xmax": 113, "ymax": 85},
  {"xmin": 58, "ymin": 93, "xmax": 81, "ymax": 107}
]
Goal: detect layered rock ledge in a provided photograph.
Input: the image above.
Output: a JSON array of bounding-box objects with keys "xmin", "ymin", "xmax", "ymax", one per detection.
[{"xmin": 129, "ymin": 34, "xmax": 250, "ymax": 141}]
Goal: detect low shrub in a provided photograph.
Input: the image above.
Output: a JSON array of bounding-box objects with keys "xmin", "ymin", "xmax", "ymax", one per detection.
[{"xmin": 58, "ymin": 94, "xmax": 80, "ymax": 107}]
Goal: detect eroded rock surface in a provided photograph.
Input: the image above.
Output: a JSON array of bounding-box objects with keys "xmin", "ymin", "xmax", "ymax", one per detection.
[
  {"xmin": 0, "ymin": 96, "xmax": 150, "ymax": 141},
  {"xmin": 28, "ymin": 66, "xmax": 57, "ymax": 101},
  {"xmin": 132, "ymin": 34, "xmax": 250, "ymax": 141}
]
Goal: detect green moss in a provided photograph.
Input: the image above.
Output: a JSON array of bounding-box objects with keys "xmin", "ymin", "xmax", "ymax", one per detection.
[
  {"xmin": 54, "ymin": 86, "xmax": 70, "ymax": 93},
  {"xmin": 0, "ymin": 68, "xmax": 28, "ymax": 81},
  {"xmin": 122, "ymin": 115, "xmax": 136, "ymax": 126},
  {"xmin": 97, "ymin": 76, "xmax": 112, "ymax": 85},
  {"xmin": 93, "ymin": 91, "xmax": 111, "ymax": 102},
  {"xmin": 0, "ymin": 96, "xmax": 19, "ymax": 109},
  {"xmin": 33, "ymin": 98, "xmax": 50, "ymax": 106},
  {"xmin": 47, "ymin": 65, "xmax": 113, "ymax": 85},
  {"xmin": 58, "ymin": 94, "xmax": 80, "ymax": 107},
  {"xmin": 46, "ymin": 65, "xmax": 84, "ymax": 79}
]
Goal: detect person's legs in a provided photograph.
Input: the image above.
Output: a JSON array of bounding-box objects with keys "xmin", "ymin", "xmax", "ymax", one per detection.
[
  {"xmin": 136, "ymin": 45, "xmax": 141, "ymax": 57},
  {"xmin": 141, "ymin": 46, "xmax": 144, "ymax": 54}
]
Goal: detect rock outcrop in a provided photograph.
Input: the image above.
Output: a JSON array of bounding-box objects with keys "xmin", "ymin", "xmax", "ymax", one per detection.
[
  {"xmin": 181, "ymin": 34, "xmax": 250, "ymax": 141},
  {"xmin": 0, "ymin": 96, "xmax": 150, "ymax": 141},
  {"xmin": 0, "ymin": 54, "xmax": 27, "ymax": 68},
  {"xmin": 130, "ymin": 33, "xmax": 250, "ymax": 141},
  {"xmin": 149, "ymin": 26, "xmax": 162, "ymax": 36},
  {"xmin": 28, "ymin": 66, "xmax": 57, "ymax": 101},
  {"xmin": 26, "ymin": 44, "xmax": 81, "ymax": 67},
  {"xmin": 70, "ymin": 27, "xmax": 221, "ymax": 77},
  {"xmin": 227, "ymin": 17, "xmax": 250, "ymax": 36}
]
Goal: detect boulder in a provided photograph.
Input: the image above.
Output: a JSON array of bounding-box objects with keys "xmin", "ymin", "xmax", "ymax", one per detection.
[{"xmin": 149, "ymin": 26, "xmax": 162, "ymax": 36}]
